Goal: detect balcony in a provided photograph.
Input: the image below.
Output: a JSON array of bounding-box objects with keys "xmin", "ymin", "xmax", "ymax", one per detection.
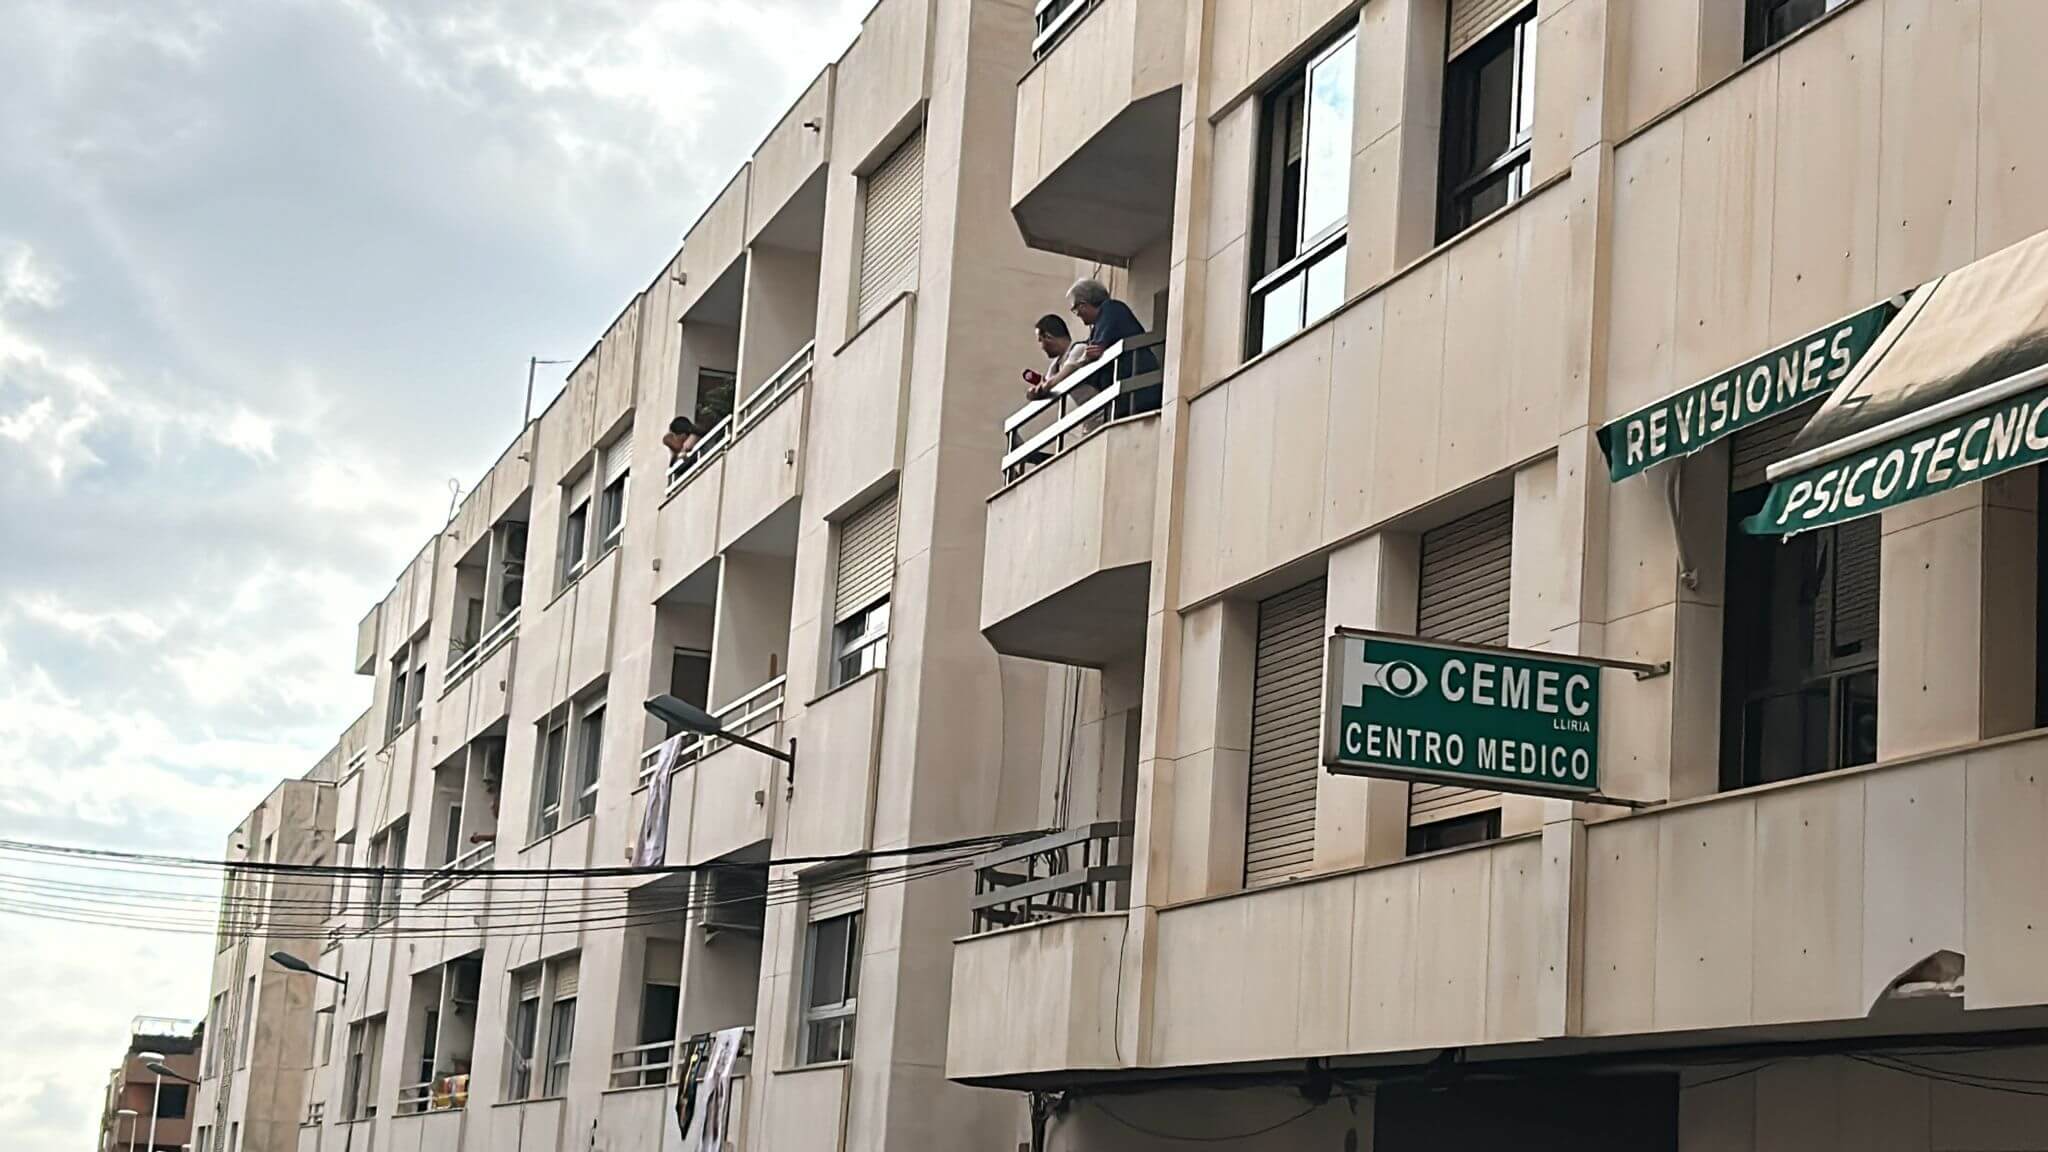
[
  {"xmin": 419, "ymin": 839, "xmax": 494, "ymax": 902},
  {"xmin": 393, "ymin": 1073, "xmax": 467, "ymax": 1117},
  {"xmin": 968, "ymin": 822, "xmax": 1130, "ymax": 934},
  {"xmin": 607, "ymin": 1027, "xmax": 753, "ymax": 1092},
  {"xmin": 635, "ymin": 677, "xmax": 785, "ymax": 864},
  {"xmin": 441, "ymin": 607, "xmax": 518, "ymax": 696},
  {"xmin": 1012, "ymin": 0, "xmax": 1184, "ymax": 262},
  {"xmin": 600, "ymin": 1030, "xmax": 752, "ymax": 1149},
  {"xmin": 719, "ymin": 342, "xmax": 812, "ymax": 551},
  {"xmin": 948, "ymin": 732, "xmax": 2048, "ymax": 1085},
  {"xmin": 982, "ymin": 336, "xmax": 1161, "ymax": 667}
]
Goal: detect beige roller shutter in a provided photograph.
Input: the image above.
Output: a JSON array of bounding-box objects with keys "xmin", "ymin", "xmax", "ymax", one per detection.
[
  {"xmin": 604, "ymin": 434, "xmax": 632, "ymax": 485},
  {"xmin": 1730, "ymin": 407, "xmax": 1812, "ymax": 492},
  {"xmin": 518, "ymin": 968, "xmax": 541, "ymax": 1000},
  {"xmin": 1244, "ymin": 579, "xmax": 1327, "ymax": 887},
  {"xmin": 552, "ymin": 956, "xmax": 579, "ymax": 1000},
  {"xmin": 856, "ymin": 129, "xmax": 924, "ymax": 325},
  {"xmin": 834, "ymin": 492, "xmax": 898, "ymax": 623},
  {"xmin": 1448, "ymin": 0, "xmax": 1529, "ymax": 57},
  {"xmin": 1819, "ymin": 515, "xmax": 1881, "ymax": 665},
  {"xmin": 1411, "ymin": 501, "xmax": 1513, "ymax": 830},
  {"xmin": 644, "ymin": 940, "xmax": 682, "ymax": 984},
  {"xmin": 806, "ymin": 871, "xmax": 865, "ymax": 921}
]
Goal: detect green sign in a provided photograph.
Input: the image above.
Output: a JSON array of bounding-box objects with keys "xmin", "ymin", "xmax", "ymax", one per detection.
[
  {"xmin": 1596, "ymin": 300, "xmax": 1898, "ymax": 483},
  {"xmin": 1321, "ymin": 631, "xmax": 1604, "ymax": 798},
  {"xmin": 1743, "ymin": 379, "xmax": 2048, "ymax": 536}
]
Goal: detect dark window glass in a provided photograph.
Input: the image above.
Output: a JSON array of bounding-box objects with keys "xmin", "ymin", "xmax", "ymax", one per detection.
[
  {"xmin": 1406, "ymin": 809, "xmax": 1502, "ymax": 856},
  {"xmin": 1747, "ymin": 0, "xmax": 1845, "ymax": 58},
  {"xmin": 1721, "ymin": 487, "xmax": 1880, "ymax": 789},
  {"xmin": 157, "ymin": 1083, "xmax": 190, "ymax": 1118},
  {"xmin": 1439, "ymin": 6, "xmax": 1537, "ymax": 242},
  {"xmin": 639, "ymin": 983, "xmax": 680, "ymax": 1046}
]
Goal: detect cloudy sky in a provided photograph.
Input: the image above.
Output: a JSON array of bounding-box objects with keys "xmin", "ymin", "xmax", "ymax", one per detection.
[{"xmin": 0, "ymin": 0, "xmax": 866, "ymax": 1144}]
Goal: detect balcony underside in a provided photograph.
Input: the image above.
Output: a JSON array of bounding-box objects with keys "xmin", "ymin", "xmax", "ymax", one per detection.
[
  {"xmin": 983, "ymin": 563, "xmax": 1149, "ymax": 667},
  {"xmin": 1013, "ymin": 89, "xmax": 1178, "ymax": 264}
]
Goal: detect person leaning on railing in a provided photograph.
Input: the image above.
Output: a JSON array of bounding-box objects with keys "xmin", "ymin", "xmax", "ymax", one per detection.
[
  {"xmin": 662, "ymin": 416, "xmax": 700, "ymax": 462},
  {"xmin": 1064, "ymin": 278, "xmax": 1159, "ymax": 420},
  {"xmin": 1022, "ymin": 313, "xmax": 1090, "ymax": 401}
]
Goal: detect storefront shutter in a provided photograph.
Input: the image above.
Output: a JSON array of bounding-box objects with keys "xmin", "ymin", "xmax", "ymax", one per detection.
[
  {"xmin": 552, "ymin": 956, "xmax": 579, "ymax": 1000},
  {"xmin": 1730, "ymin": 408, "xmax": 1811, "ymax": 492},
  {"xmin": 834, "ymin": 492, "xmax": 899, "ymax": 624},
  {"xmin": 1448, "ymin": 0, "xmax": 1527, "ymax": 57},
  {"xmin": 806, "ymin": 871, "xmax": 865, "ymax": 921},
  {"xmin": 1411, "ymin": 501, "xmax": 1513, "ymax": 830},
  {"xmin": 1244, "ymin": 579, "xmax": 1328, "ymax": 887},
  {"xmin": 856, "ymin": 130, "xmax": 924, "ymax": 325}
]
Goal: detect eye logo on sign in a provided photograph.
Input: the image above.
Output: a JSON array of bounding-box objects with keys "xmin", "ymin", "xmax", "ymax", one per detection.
[{"xmin": 1362, "ymin": 659, "xmax": 1427, "ymax": 698}]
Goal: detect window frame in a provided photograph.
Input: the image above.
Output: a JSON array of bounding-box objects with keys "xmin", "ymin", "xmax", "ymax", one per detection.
[
  {"xmin": 560, "ymin": 476, "xmax": 592, "ymax": 589},
  {"xmin": 343, "ymin": 1017, "xmax": 383, "ymax": 1120},
  {"xmin": 1745, "ymin": 0, "xmax": 1849, "ymax": 58},
  {"xmin": 570, "ymin": 697, "xmax": 605, "ymax": 821},
  {"xmin": 532, "ymin": 713, "xmax": 569, "ymax": 840},
  {"xmin": 797, "ymin": 910, "xmax": 863, "ymax": 1065},
  {"xmin": 506, "ymin": 984, "xmax": 541, "ymax": 1100},
  {"xmin": 1437, "ymin": 4, "xmax": 1538, "ymax": 243},
  {"xmin": 1246, "ymin": 28, "xmax": 1357, "ymax": 358},
  {"xmin": 543, "ymin": 994, "xmax": 576, "ymax": 1097},
  {"xmin": 832, "ymin": 599, "xmax": 890, "ymax": 687}
]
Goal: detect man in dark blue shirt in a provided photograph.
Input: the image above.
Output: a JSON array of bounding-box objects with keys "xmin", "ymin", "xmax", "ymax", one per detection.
[{"xmin": 1067, "ymin": 278, "xmax": 1159, "ymax": 415}]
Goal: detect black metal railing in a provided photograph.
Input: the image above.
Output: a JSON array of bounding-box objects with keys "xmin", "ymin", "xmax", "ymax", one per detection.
[{"xmin": 969, "ymin": 821, "xmax": 1130, "ymax": 935}]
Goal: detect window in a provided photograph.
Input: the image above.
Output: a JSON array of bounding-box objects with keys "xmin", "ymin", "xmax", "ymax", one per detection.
[
  {"xmin": 694, "ymin": 368, "xmax": 736, "ymax": 433},
  {"xmin": 344, "ymin": 1017, "xmax": 384, "ymax": 1120},
  {"xmin": 560, "ymin": 471, "xmax": 593, "ymax": 589},
  {"xmin": 157, "ymin": 1083, "xmax": 190, "ymax": 1119},
  {"xmin": 1721, "ymin": 416, "xmax": 1879, "ymax": 789},
  {"xmin": 831, "ymin": 492, "xmax": 897, "ymax": 688},
  {"xmin": 532, "ymin": 714, "xmax": 568, "ymax": 839},
  {"xmin": 440, "ymin": 795, "xmax": 463, "ymax": 867},
  {"xmin": 240, "ymin": 973, "xmax": 257, "ymax": 1066},
  {"xmin": 364, "ymin": 820, "xmax": 405, "ymax": 925},
  {"xmin": 670, "ymin": 648, "xmax": 711, "ymax": 709},
  {"xmin": 571, "ymin": 697, "xmax": 605, "ymax": 822},
  {"xmin": 833, "ymin": 600, "xmax": 890, "ymax": 686},
  {"xmin": 598, "ymin": 434, "xmax": 630, "ymax": 550},
  {"xmin": 385, "ymin": 638, "xmax": 426, "ymax": 739},
  {"xmin": 1746, "ymin": 0, "xmax": 1851, "ymax": 58},
  {"xmin": 1438, "ymin": 4, "xmax": 1537, "ymax": 242},
  {"xmin": 228, "ymin": 1122, "xmax": 239, "ymax": 1152},
  {"xmin": 1406, "ymin": 809, "xmax": 1502, "ymax": 855},
  {"xmin": 461, "ymin": 596, "xmax": 484, "ymax": 650},
  {"xmin": 855, "ymin": 129, "xmax": 924, "ymax": 326},
  {"xmin": 417, "ymin": 1008, "xmax": 439, "ymax": 1085},
  {"xmin": 206, "ymin": 992, "xmax": 227, "ymax": 1076},
  {"xmin": 1248, "ymin": 29, "xmax": 1355, "ymax": 356},
  {"xmin": 506, "ymin": 972, "xmax": 541, "ymax": 1100},
  {"xmin": 800, "ymin": 910, "xmax": 862, "ymax": 1064},
  {"xmin": 544, "ymin": 995, "xmax": 576, "ymax": 1096}
]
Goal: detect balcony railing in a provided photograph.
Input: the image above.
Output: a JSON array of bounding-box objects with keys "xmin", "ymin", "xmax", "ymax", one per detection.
[
  {"xmin": 394, "ymin": 1073, "xmax": 468, "ymax": 1116},
  {"xmin": 666, "ymin": 415, "xmax": 733, "ymax": 497},
  {"xmin": 969, "ymin": 821, "xmax": 1130, "ymax": 935},
  {"xmin": 637, "ymin": 676, "xmax": 789, "ymax": 787},
  {"xmin": 1001, "ymin": 333, "xmax": 1165, "ymax": 484},
  {"xmin": 609, "ymin": 1028, "xmax": 753, "ymax": 1091},
  {"xmin": 441, "ymin": 607, "xmax": 520, "ymax": 696},
  {"xmin": 420, "ymin": 838, "xmax": 495, "ymax": 902},
  {"xmin": 734, "ymin": 342, "xmax": 814, "ymax": 437},
  {"xmin": 1032, "ymin": 0, "xmax": 1098, "ymax": 58}
]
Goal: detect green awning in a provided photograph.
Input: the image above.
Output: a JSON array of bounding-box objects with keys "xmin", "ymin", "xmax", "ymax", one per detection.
[
  {"xmin": 1596, "ymin": 300, "xmax": 1898, "ymax": 483},
  {"xmin": 1744, "ymin": 226, "xmax": 2048, "ymax": 536}
]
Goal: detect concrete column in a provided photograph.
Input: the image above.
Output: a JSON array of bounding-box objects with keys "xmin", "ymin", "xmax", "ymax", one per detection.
[
  {"xmin": 1877, "ymin": 475, "xmax": 2039, "ymax": 759},
  {"xmin": 1348, "ymin": 0, "xmax": 1449, "ymax": 289},
  {"xmin": 1316, "ymin": 532, "xmax": 1421, "ymax": 870}
]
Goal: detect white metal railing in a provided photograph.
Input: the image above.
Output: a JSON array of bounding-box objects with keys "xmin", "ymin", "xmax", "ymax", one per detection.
[
  {"xmin": 637, "ymin": 676, "xmax": 789, "ymax": 787},
  {"xmin": 420, "ymin": 838, "xmax": 495, "ymax": 901},
  {"xmin": 441, "ymin": 607, "xmax": 520, "ymax": 696},
  {"xmin": 665, "ymin": 415, "xmax": 732, "ymax": 497},
  {"xmin": 1032, "ymin": 0, "xmax": 1096, "ymax": 58},
  {"xmin": 394, "ymin": 1074, "xmax": 468, "ymax": 1116},
  {"xmin": 394, "ymin": 1081, "xmax": 434, "ymax": 1116},
  {"xmin": 734, "ymin": 342, "xmax": 814, "ymax": 436},
  {"xmin": 608, "ymin": 1039, "xmax": 675, "ymax": 1090},
  {"xmin": 1001, "ymin": 333, "xmax": 1165, "ymax": 482}
]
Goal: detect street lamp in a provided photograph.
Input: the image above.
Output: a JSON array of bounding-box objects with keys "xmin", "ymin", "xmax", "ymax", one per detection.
[
  {"xmin": 269, "ymin": 950, "xmax": 347, "ymax": 987},
  {"xmin": 115, "ymin": 1107, "xmax": 138, "ymax": 1152},
  {"xmin": 644, "ymin": 694, "xmax": 796, "ymax": 792},
  {"xmin": 136, "ymin": 1052, "xmax": 164, "ymax": 1152}
]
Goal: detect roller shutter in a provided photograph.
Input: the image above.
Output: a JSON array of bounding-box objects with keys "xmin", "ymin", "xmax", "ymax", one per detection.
[
  {"xmin": 644, "ymin": 940, "xmax": 682, "ymax": 984},
  {"xmin": 518, "ymin": 968, "xmax": 541, "ymax": 1000},
  {"xmin": 1244, "ymin": 579, "xmax": 1327, "ymax": 887},
  {"xmin": 1411, "ymin": 501, "xmax": 1513, "ymax": 831},
  {"xmin": 834, "ymin": 493, "xmax": 898, "ymax": 624},
  {"xmin": 1730, "ymin": 408, "xmax": 1811, "ymax": 492},
  {"xmin": 604, "ymin": 434, "xmax": 632, "ymax": 485},
  {"xmin": 856, "ymin": 130, "xmax": 924, "ymax": 325},
  {"xmin": 1448, "ymin": 0, "xmax": 1529, "ymax": 57},
  {"xmin": 552, "ymin": 956, "xmax": 579, "ymax": 1000},
  {"xmin": 806, "ymin": 871, "xmax": 865, "ymax": 921}
]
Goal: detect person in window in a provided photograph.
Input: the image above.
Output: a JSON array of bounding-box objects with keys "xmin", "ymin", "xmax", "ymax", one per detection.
[
  {"xmin": 1022, "ymin": 314, "xmax": 1090, "ymax": 401},
  {"xmin": 1067, "ymin": 278, "xmax": 1159, "ymax": 414},
  {"xmin": 662, "ymin": 417, "xmax": 700, "ymax": 463}
]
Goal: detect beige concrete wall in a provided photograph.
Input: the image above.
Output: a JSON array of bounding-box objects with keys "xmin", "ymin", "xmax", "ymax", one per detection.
[
  {"xmin": 981, "ymin": 414, "xmax": 1159, "ymax": 631},
  {"xmin": 718, "ymin": 394, "xmax": 806, "ymax": 553},
  {"xmin": 945, "ymin": 913, "xmax": 1128, "ymax": 1081},
  {"xmin": 748, "ymin": 69, "xmax": 834, "ymax": 245},
  {"xmin": 809, "ymin": 293, "xmax": 913, "ymax": 520}
]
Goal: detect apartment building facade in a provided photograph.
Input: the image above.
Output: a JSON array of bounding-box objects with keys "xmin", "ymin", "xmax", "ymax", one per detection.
[
  {"xmin": 192, "ymin": 766, "xmax": 340, "ymax": 1152},
  {"xmin": 245, "ymin": 2, "xmax": 1103, "ymax": 1151},
  {"xmin": 97, "ymin": 1018, "xmax": 202, "ymax": 1152},
  {"xmin": 944, "ymin": 0, "xmax": 2048, "ymax": 1149}
]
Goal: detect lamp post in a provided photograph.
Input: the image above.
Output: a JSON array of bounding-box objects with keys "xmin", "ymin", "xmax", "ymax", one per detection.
[
  {"xmin": 115, "ymin": 1107, "xmax": 138, "ymax": 1152},
  {"xmin": 136, "ymin": 1052, "xmax": 164, "ymax": 1152},
  {"xmin": 269, "ymin": 950, "xmax": 347, "ymax": 989},
  {"xmin": 643, "ymin": 694, "xmax": 796, "ymax": 793}
]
